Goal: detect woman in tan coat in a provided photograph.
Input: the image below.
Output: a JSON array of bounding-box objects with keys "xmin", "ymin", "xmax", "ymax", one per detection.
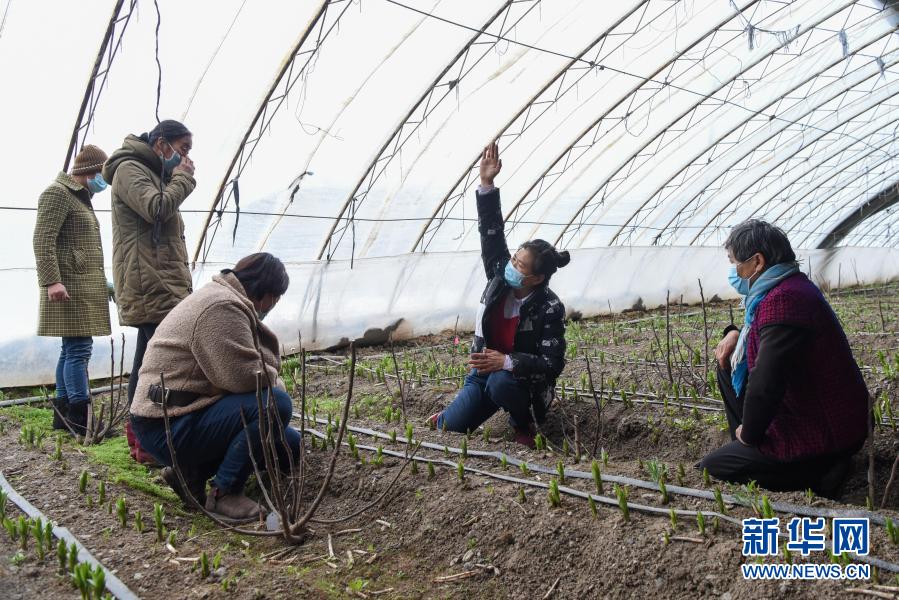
[
  {"xmin": 129, "ymin": 253, "xmax": 297, "ymax": 521},
  {"xmin": 32, "ymin": 145, "xmax": 112, "ymax": 434}
]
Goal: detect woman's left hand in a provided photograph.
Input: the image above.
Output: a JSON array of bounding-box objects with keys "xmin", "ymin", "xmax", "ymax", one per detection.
[{"xmin": 469, "ymin": 349, "xmax": 506, "ymax": 373}]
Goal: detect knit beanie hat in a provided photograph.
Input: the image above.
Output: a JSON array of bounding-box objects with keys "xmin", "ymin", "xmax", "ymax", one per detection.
[{"xmin": 72, "ymin": 145, "xmax": 108, "ymax": 175}]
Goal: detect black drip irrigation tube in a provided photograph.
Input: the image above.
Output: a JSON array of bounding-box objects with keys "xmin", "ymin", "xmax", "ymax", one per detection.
[
  {"xmin": 0, "ymin": 386, "xmax": 114, "ymax": 408},
  {"xmin": 0, "ymin": 472, "xmax": 140, "ymax": 600},
  {"xmin": 300, "ymin": 415, "xmax": 899, "ymax": 528},
  {"xmin": 302, "ymin": 425, "xmax": 737, "ymax": 524},
  {"xmin": 301, "ymin": 426, "xmax": 899, "ymax": 574}
]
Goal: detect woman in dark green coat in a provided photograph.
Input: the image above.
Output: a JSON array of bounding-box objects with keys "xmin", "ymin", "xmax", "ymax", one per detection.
[{"xmin": 32, "ymin": 145, "xmax": 112, "ymax": 435}]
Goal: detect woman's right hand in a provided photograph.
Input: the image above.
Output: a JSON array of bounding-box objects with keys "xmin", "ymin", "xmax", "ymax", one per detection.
[
  {"xmin": 479, "ymin": 142, "xmax": 502, "ymax": 188},
  {"xmin": 715, "ymin": 330, "xmax": 740, "ymax": 369},
  {"xmin": 174, "ymin": 156, "xmax": 195, "ymax": 177},
  {"xmin": 47, "ymin": 282, "xmax": 70, "ymax": 302}
]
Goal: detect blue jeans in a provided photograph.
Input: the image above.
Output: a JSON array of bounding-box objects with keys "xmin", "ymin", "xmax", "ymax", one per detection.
[
  {"xmin": 437, "ymin": 370, "xmax": 532, "ymax": 433},
  {"xmin": 131, "ymin": 388, "xmax": 301, "ymax": 494},
  {"xmin": 55, "ymin": 337, "xmax": 93, "ymax": 405}
]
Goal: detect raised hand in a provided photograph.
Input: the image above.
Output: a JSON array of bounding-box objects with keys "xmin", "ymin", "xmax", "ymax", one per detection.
[{"xmin": 479, "ymin": 141, "xmax": 502, "ymax": 188}]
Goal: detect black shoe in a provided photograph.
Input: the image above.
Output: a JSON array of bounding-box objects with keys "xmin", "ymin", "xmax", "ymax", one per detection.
[
  {"xmin": 51, "ymin": 397, "xmax": 69, "ymax": 430},
  {"xmin": 812, "ymin": 456, "xmax": 853, "ymax": 500},
  {"xmin": 161, "ymin": 467, "xmax": 207, "ymax": 507},
  {"xmin": 66, "ymin": 401, "xmax": 89, "ymax": 437}
]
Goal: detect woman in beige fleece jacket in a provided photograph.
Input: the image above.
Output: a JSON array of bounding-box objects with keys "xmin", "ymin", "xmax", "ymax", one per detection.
[{"xmin": 129, "ymin": 253, "xmax": 296, "ymax": 520}]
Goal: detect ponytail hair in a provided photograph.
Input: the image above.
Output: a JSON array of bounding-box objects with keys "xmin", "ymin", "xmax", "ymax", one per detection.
[{"xmin": 519, "ymin": 239, "xmax": 570, "ymax": 285}]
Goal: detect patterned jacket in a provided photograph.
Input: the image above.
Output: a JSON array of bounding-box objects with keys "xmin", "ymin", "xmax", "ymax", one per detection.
[
  {"xmin": 103, "ymin": 135, "xmax": 195, "ymax": 326},
  {"xmin": 471, "ymin": 188, "xmax": 566, "ymax": 422},
  {"xmin": 32, "ymin": 172, "xmax": 111, "ymax": 337}
]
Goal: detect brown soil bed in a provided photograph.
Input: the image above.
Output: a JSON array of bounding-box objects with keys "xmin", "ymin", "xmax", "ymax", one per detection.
[{"xmin": 0, "ymin": 283, "xmax": 896, "ymax": 599}]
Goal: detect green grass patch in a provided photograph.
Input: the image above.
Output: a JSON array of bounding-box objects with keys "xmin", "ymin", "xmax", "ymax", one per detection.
[
  {"xmin": 1, "ymin": 405, "xmax": 55, "ymax": 438},
  {"xmin": 82, "ymin": 436, "xmax": 178, "ymax": 503}
]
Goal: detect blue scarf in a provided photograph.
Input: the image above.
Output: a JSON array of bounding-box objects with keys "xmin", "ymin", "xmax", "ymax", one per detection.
[{"xmin": 730, "ymin": 261, "xmax": 800, "ymax": 397}]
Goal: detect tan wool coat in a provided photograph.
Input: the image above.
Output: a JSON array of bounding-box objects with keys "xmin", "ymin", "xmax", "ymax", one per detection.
[
  {"xmin": 103, "ymin": 135, "xmax": 196, "ymax": 326},
  {"xmin": 131, "ymin": 272, "xmax": 284, "ymax": 419},
  {"xmin": 32, "ymin": 172, "xmax": 111, "ymax": 337}
]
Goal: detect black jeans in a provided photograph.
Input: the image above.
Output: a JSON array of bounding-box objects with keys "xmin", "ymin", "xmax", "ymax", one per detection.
[
  {"xmin": 127, "ymin": 323, "xmax": 159, "ymax": 406},
  {"xmin": 697, "ymin": 365, "xmax": 856, "ymax": 493}
]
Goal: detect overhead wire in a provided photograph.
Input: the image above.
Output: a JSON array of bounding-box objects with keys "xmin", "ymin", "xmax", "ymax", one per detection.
[{"xmin": 383, "ymin": 0, "xmax": 893, "ymax": 160}]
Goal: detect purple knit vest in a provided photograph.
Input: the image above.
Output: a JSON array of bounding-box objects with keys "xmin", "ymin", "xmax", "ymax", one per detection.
[{"xmin": 746, "ymin": 273, "xmax": 868, "ymax": 461}]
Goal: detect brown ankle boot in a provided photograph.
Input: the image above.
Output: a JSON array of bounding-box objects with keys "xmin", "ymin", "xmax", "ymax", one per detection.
[{"xmin": 205, "ymin": 486, "xmax": 262, "ymax": 521}]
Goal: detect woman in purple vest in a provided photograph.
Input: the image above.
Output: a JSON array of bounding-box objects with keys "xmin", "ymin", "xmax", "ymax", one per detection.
[{"xmin": 697, "ymin": 220, "xmax": 868, "ymax": 498}]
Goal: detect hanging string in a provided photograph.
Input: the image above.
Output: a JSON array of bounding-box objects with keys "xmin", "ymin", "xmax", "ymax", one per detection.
[
  {"xmin": 153, "ymin": 0, "xmax": 162, "ymax": 122},
  {"xmin": 231, "ymin": 178, "xmax": 241, "ymax": 245}
]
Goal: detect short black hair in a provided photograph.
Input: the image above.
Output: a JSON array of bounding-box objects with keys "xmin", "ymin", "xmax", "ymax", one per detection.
[
  {"xmin": 147, "ymin": 119, "xmax": 191, "ymax": 146},
  {"xmin": 222, "ymin": 253, "xmax": 289, "ymax": 301},
  {"xmin": 519, "ymin": 239, "xmax": 571, "ymax": 286},
  {"xmin": 725, "ymin": 220, "xmax": 796, "ymax": 265}
]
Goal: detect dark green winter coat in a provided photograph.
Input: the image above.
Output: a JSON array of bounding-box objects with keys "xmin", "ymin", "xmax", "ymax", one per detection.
[{"xmin": 103, "ymin": 135, "xmax": 196, "ymax": 326}]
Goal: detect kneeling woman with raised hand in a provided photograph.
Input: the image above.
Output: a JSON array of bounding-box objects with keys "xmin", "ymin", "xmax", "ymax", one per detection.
[
  {"xmin": 130, "ymin": 253, "xmax": 298, "ymax": 520},
  {"xmin": 432, "ymin": 142, "xmax": 570, "ymax": 447}
]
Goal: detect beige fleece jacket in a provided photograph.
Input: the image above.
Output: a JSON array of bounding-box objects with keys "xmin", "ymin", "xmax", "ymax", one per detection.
[{"xmin": 131, "ymin": 272, "xmax": 284, "ymax": 418}]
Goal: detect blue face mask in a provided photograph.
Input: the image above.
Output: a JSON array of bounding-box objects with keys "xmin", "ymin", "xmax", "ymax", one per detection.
[
  {"xmin": 161, "ymin": 141, "xmax": 182, "ymax": 174},
  {"xmin": 728, "ymin": 265, "xmax": 750, "ymax": 296},
  {"xmin": 504, "ymin": 261, "xmax": 526, "ymax": 289},
  {"xmin": 86, "ymin": 173, "xmax": 107, "ymax": 194}
]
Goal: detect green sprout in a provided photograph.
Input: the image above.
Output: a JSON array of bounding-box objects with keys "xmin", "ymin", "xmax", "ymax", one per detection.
[
  {"xmin": 714, "ymin": 487, "xmax": 726, "ymax": 515},
  {"xmin": 457, "ymin": 461, "xmax": 465, "ymax": 482},
  {"xmin": 500, "ymin": 455, "xmax": 508, "ymax": 470},
  {"xmin": 614, "ymin": 484, "xmax": 629, "ymax": 522},
  {"xmin": 588, "ymin": 460, "xmax": 603, "ymax": 495},
  {"xmin": 886, "ymin": 518, "xmax": 899, "ymax": 545},
  {"xmin": 153, "ymin": 504, "xmax": 165, "ymax": 542},
  {"xmin": 97, "ymin": 480, "xmax": 106, "ymax": 505},
  {"xmin": 200, "ymin": 551, "xmax": 210, "ymax": 579},
  {"xmin": 57, "ymin": 538, "xmax": 67, "ymax": 574},
  {"xmin": 556, "ymin": 460, "xmax": 566, "ymax": 484},
  {"xmin": 669, "ymin": 509, "xmax": 677, "ymax": 530},
  {"xmin": 116, "ymin": 497, "xmax": 127, "ymax": 528},
  {"xmin": 17, "ymin": 516, "xmax": 29, "ymax": 551},
  {"xmin": 760, "ymin": 496, "xmax": 774, "ymax": 520},
  {"xmin": 427, "ymin": 461, "xmax": 435, "ymax": 480},
  {"xmin": 519, "ymin": 462, "xmax": 530, "ymax": 476},
  {"xmin": 53, "ymin": 434, "xmax": 63, "ymax": 461},
  {"xmin": 68, "ymin": 541, "xmax": 78, "ymax": 573},
  {"xmin": 548, "ymin": 479, "xmax": 561, "ymax": 508},
  {"xmin": 78, "ymin": 470, "xmax": 89, "ymax": 495},
  {"xmin": 518, "ymin": 486, "xmax": 526, "ymax": 503},
  {"xmin": 696, "ymin": 511, "xmax": 706, "ymax": 536},
  {"xmin": 587, "ymin": 495, "xmax": 598, "ymax": 518},
  {"xmin": 461, "ymin": 436, "xmax": 468, "ymax": 460}
]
